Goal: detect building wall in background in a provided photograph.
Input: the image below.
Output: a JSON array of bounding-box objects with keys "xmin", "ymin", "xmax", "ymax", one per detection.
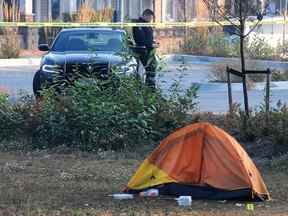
[
  {"xmin": 2, "ymin": 0, "xmax": 285, "ymax": 52},
  {"xmin": 92, "ymin": 0, "xmax": 112, "ymax": 10},
  {"xmin": 225, "ymin": 0, "xmax": 269, "ymax": 15},
  {"xmin": 1, "ymin": 0, "xmax": 214, "ymax": 22},
  {"xmin": 154, "ymin": 0, "xmax": 211, "ymax": 22},
  {"xmin": 0, "ymin": 0, "xmax": 3, "ymax": 20},
  {"xmin": 20, "ymin": 0, "xmax": 33, "ymax": 21},
  {"xmin": 268, "ymin": 0, "xmax": 288, "ymax": 15},
  {"xmin": 35, "ymin": 0, "xmax": 49, "ymax": 21},
  {"xmin": 60, "ymin": 0, "xmax": 77, "ymax": 18},
  {"xmin": 2, "ymin": 0, "xmax": 286, "ymax": 22}
]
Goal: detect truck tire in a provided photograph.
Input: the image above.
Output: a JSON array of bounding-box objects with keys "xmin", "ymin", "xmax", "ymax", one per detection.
[{"xmin": 33, "ymin": 70, "xmax": 43, "ymax": 98}]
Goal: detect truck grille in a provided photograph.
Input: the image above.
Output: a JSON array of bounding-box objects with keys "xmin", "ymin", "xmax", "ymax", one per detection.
[{"xmin": 66, "ymin": 63, "xmax": 109, "ymax": 79}]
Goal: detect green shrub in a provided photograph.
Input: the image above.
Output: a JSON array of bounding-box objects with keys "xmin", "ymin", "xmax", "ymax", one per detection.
[
  {"xmin": 0, "ymin": 94, "xmax": 37, "ymax": 144},
  {"xmin": 221, "ymin": 100, "xmax": 288, "ymax": 156},
  {"xmin": 182, "ymin": 28, "xmax": 209, "ymax": 55},
  {"xmin": 179, "ymin": 29, "xmax": 288, "ymax": 61},
  {"xmin": 0, "ymin": 92, "xmax": 8, "ymax": 105},
  {"xmin": 207, "ymin": 32, "xmax": 231, "ymax": 57},
  {"xmin": 247, "ymin": 35, "xmax": 275, "ymax": 60},
  {"xmin": 0, "ymin": 73, "xmax": 198, "ymax": 151},
  {"xmin": 268, "ymin": 102, "xmax": 288, "ymax": 153},
  {"xmin": 36, "ymin": 75, "xmax": 198, "ymax": 151}
]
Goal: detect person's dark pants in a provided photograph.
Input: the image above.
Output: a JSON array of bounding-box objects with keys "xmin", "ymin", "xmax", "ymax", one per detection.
[{"xmin": 139, "ymin": 48, "xmax": 157, "ymax": 89}]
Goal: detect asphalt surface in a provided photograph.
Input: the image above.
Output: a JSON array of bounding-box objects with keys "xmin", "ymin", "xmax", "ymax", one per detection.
[
  {"xmin": 0, "ymin": 63, "xmax": 287, "ymax": 112},
  {"xmin": 0, "ymin": 66, "xmax": 35, "ymax": 96}
]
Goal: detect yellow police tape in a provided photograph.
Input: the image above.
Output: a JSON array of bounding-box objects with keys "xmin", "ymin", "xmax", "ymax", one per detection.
[
  {"xmin": 0, "ymin": 18, "xmax": 287, "ymax": 28},
  {"xmin": 0, "ymin": 21, "xmax": 223, "ymax": 28}
]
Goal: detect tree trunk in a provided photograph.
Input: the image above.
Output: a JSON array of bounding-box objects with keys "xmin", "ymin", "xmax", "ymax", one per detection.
[
  {"xmin": 240, "ymin": 34, "xmax": 249, "ymax": 116},
  {"xmin": 239, "ymin": 1, "xmax": 249, "ymax": 116},
  {"xmin": 284, "ymin": 4, "xmax": 287, "ymax": 45}
]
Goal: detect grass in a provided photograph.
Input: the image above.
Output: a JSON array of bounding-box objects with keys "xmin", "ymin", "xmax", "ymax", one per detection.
[
  {"xmin": 209, "ymin": 61, "xmax": 288, "ymax": 88},
  {"xmin": 0, "ymin": 150, "xmax": 287, "ymax": 216}
]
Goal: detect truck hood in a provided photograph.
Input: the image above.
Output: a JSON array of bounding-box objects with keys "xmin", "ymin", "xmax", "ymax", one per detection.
[{"xmin": 41, "ymin": 51, "xmax": 124, "ymax": 66}]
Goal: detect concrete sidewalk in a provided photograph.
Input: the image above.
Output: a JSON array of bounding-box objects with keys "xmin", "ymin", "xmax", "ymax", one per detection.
[{"xmin": 0, "ymin": 58, "xmax": 41, "ymax": 67}]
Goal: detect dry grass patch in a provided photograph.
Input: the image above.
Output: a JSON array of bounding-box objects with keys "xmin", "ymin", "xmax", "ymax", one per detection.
[{"xmin": 0, "ymin": 151, "xmax": 287, "ymax": 215}]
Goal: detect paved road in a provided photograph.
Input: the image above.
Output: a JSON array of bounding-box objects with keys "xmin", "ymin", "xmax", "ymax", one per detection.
[
  {"xmin": 0, "ymin": 66, "xmax": 36, "ymax": 96},
  {"xmin": 0, "ymin": 64, "xmax": 287, "ymax": 112}
]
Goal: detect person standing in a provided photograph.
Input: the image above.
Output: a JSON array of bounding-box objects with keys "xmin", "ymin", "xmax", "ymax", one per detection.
[{"xmin": 132, "ymin": 9, "xmax": 158, "ymax": 88}]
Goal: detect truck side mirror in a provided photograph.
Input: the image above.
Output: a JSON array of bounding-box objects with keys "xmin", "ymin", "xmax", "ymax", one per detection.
[{"xmin": 38, "ymin": 44, "xmax": 49, "ymax": 52}]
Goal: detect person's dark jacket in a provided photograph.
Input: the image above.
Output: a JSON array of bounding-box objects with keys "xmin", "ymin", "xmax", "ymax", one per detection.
[{"xmin": 132, "ymin": 17, "xmax": 154, "ymax": 48}]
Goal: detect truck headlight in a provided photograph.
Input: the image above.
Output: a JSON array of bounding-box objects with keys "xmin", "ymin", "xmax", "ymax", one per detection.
[
  {"xmin": 120, "ymin": 65, "xmax": 136, "ymax": 75},
  {"xmin": 118, "ymin": 59, "xmax": 137, "ymax": 75},
  {"xmin": 42, "ymin": 64, "xmax": 62, "ymax": 73}
]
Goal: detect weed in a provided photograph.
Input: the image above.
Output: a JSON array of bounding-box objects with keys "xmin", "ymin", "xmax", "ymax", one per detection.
[{"xmin": 0, "ymin": 28, "xmax": 21, "ymax": 59}]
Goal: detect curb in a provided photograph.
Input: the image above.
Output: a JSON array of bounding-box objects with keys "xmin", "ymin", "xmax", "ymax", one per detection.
[{"xmin": 0, "ymin": 58, "xmax": 41, "ymax": 67}]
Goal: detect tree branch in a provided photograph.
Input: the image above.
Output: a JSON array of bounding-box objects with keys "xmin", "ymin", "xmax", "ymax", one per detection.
[
  {"xmin": 201, "ymin": 0, "xmax": 241, "ymax": 35},
  {"xmin": 244, "ymin": 20, "xmax": 261, "ymax": 38}
]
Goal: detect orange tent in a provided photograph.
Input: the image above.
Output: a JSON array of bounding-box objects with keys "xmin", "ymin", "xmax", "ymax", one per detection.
[{"xmin": 126, "ymin": 123, "xmax": 270, "ymax": 200}]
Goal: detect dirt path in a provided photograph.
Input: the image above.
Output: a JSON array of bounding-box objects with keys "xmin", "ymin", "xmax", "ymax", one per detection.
[{"xmin": 0, "ymin": 152, "xmax": 287, "ymax": 216}]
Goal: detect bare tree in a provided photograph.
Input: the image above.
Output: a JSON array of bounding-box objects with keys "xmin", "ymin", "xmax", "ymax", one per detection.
[
  {"xmin": 202, "ymin": 0, "xmax": 265, "ymax": 116},
  {"xmin": 2, "ymin": 0, "xmax": 20, "ymax": 21}
]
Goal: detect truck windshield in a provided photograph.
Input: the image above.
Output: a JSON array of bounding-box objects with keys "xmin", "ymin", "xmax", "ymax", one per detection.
[{"xmin": 51, "ymin": 30, "xmax": 124, "ymax": 52}]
